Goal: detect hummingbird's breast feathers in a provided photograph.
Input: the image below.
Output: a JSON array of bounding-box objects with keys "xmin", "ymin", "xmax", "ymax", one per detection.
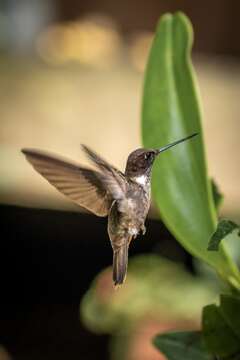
[{"xmin": 130, "ymin": 174, "xmax": 149, "ymax": 186}]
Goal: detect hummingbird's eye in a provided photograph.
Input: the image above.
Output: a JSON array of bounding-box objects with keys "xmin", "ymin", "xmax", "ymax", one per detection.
[{"xmin": 144, "ymin": 152, "xmax": 153, "ymax": 161}]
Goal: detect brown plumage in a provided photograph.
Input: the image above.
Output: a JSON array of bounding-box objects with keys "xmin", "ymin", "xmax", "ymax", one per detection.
[{"xmin": 22, "ymin": 133, "xmax": 197, "ymax": 286}]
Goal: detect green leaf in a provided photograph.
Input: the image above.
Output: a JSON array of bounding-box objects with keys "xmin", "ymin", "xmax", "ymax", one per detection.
[
  {"xmin": 202, "ymin": 304, "xmax": 240, "ymax": 357},
  {"xmin": 208, "ymin": 220, "xmax": 239, "ymax": 251},
  {"xmin": 141, "ymin": 12, "xmax": 240, "ymax": 288},
  {"xmin": 153, "ymin": 331, "xmax": 213, "ymax": 360},
  {"xmin": 220, "ymin": 294, "xmax": 240, "ymax": 340},
  {"xmin": 211, "ymin": 179, "xmax": 224, "ymax": 211}
]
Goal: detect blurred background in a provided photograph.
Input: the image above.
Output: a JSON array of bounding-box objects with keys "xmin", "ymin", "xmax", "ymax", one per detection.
[{"xmin": 0, "ymin": 1, "xmax": 239, "ymax": 359}]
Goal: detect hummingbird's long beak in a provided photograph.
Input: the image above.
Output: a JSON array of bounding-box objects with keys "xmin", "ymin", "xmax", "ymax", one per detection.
[{"xmin": 156, "ymin": 133, "xmax": 198, "ymax": 155}]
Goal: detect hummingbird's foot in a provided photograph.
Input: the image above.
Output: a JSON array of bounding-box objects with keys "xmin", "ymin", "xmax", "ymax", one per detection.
[{"xmin": 140, "ymin": 224, "xmax": 146, "ymax": 235}]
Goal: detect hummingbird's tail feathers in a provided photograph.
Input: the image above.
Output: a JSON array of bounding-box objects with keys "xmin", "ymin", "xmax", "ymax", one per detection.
[{"xmin": 113, "ymin": 244, "xmax": 129, "ymax": 287}]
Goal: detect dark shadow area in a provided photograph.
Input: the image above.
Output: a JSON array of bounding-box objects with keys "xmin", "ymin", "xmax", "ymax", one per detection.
[{"xmin": 0, "ymin": 205, "xmax": 192, "ymax": 359}]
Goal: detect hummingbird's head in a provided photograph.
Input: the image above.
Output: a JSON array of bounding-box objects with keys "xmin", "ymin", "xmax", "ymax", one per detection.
[
  {"xmin": 125, "ymin": 133, "xmax": 198, "ymax": 182},
  {"xmin": 125, "ymin": 148, "xmax": 157, "ymax": 179}
]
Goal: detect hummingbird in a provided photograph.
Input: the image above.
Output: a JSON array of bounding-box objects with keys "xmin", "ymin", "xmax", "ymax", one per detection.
[{"xmin": 22, "ymin": 133, "xmax": 197, "ymax": 286}]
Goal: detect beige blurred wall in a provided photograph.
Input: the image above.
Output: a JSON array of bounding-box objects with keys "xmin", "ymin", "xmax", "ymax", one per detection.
[{"xmin": 0, "ymin": 55, "xmax": 239, "ymax": 220}]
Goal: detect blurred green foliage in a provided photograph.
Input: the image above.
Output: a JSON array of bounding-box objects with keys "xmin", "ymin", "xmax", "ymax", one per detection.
[
  {"xmin": 80, "ymin": 255, "xmax": 215, "ymax": 334},
  {"xmin": 80, "ymin": 255, "xmax": 216, "ymax": 359}
]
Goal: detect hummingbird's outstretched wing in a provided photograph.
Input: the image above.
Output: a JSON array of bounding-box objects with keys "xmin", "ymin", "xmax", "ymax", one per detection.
[
  {"xmin": 81, "ymin": 145, "xmax": 127, "ymax": 201},
  {"xmin": 22, "ymin": 149, "xmax": 112, "ymax": 217}
]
